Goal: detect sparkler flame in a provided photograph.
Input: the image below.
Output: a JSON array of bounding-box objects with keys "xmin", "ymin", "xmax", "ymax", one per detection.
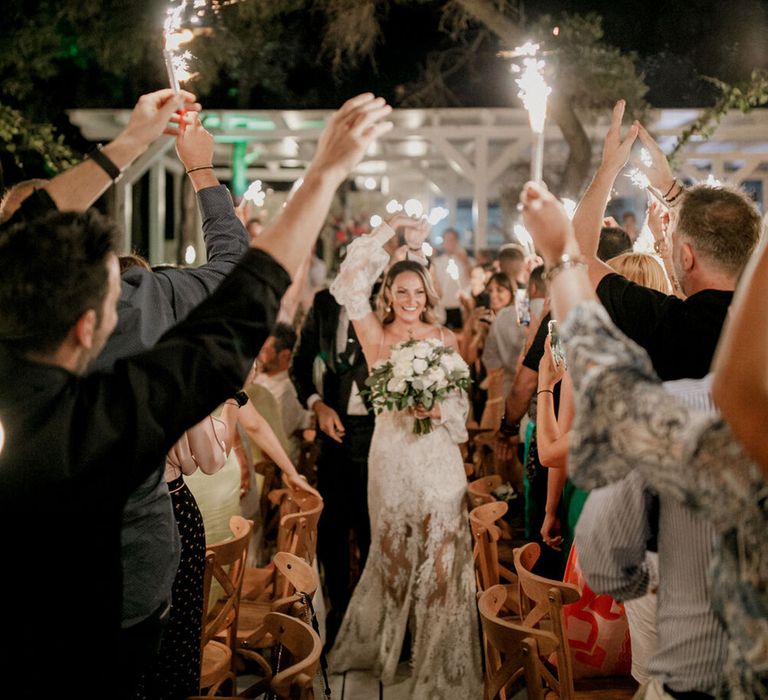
[
  {"xmin": 640, "ymin": 148, "xmax": 652, "ymax": 168},
  {"xmin": 626, "ymin": 168, "xmax": 651, "ymax": 190},
  {"xmin": 164, "ymin": 1, "xmax": 197, "ymax": 91},
  {"xmin": 511, "ymin": 42, "xmax": 551, "ymax": 135}
]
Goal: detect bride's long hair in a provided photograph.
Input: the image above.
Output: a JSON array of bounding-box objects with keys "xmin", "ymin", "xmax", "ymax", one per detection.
[{"xmin": 376, "ymin": 260, "xmax": 439, "ymax": 325}]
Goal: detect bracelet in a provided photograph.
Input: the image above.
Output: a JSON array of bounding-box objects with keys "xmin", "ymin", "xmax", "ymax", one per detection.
[
  {"xmin": 663, "ymin": 180, "xmax": 685, "ymax": 205},
  {"xmin": 543, "ymin": 253, "xmax": 587, "ymax": 283},
  {"xmin": 88, "ymin": 144, "xmax": 122, "ymax": 182},
  {"xmin": 185, "ymin": 165, "xmax": 214, "ymax": 174},
  {"xmin": 408, "ymin": 247, "xmax": 422, "ymax": 253},
  {"xmin": 537, "ymin": 389, "xmax": 554, "ymax": 396},
  {"xmin": 653, "ymin": 238, "xmax": 669, "ymax": 256},
  {"xmin": 662, "ymin": 179, "xmax": 678, "ymax": 198}
]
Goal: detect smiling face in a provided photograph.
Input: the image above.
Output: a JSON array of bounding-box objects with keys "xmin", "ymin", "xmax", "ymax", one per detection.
[
  {"xmin": 487, "ymin": 279, "xmax": 513, "ymax": 312},
  {"xmin": 389, "ymin": 270, "xmax": 428, "ymax": 323}
]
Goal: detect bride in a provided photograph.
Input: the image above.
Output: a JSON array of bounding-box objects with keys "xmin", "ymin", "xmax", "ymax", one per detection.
[{"xmin": 327, "ymin": 214, "xmax": 482, "ymax": 698}]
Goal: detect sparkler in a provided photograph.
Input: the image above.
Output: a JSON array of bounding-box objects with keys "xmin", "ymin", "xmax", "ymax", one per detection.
[
  {"xmin": 163, "ymin": 1, "xmax": 198, "ymax": 96},
  {"xmin": 626, "ymin": 168, "xmax": 651, "ymax": 190},
  {"xmin": 508, "ymin": 41, "xmax": 551, "ymax": 183}
]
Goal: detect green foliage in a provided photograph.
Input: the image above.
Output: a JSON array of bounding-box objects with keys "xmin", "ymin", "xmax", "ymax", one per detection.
[
  {"xmin": 0, "ymin": 102, "xmax": 79, "ymax": 179},
  {"xmin": 671, "ymin": 68, "xmax": 768, "ymax": 161}
]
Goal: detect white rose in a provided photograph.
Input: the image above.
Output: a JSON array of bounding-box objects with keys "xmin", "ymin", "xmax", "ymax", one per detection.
[
  {"xmin": 392, "ymin": 360, "xmax": 414, "ymax": 379},
  {"xmin": 413, "ymin": 341, "xmax": 431, "ymax": 359},
  {"xmin": 411, "ymin": 378, "xmax": 425, "ymax": 391},
  {"xmin": 394, "ymin": 347, "xmax": 415, "ymax": 363},
  {"xmin": 412, "ymin": 358, "xmax": 429, "ymax": 374},
  {"xmin": 387, "ymin": 377, "xmax": 407, "ymax": 393}
]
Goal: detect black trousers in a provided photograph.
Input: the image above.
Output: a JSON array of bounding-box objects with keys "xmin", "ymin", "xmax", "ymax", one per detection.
[{"xmin": 315, "ymin": 415, "xmax": 374, "ymax": 620}]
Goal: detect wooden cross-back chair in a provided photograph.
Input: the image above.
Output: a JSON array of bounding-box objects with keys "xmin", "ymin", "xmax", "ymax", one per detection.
[
  {"xmin": 513, "ymin": 542, "xmax": 581, "ymax": 699},
  {"xmin": 469, "ymin": 501, "xmax": 519, "ymax": 602},
  {"xmin": 233, "ymin": 551, "xmax": 321, "ymax": 697},
  {"xmin": 478, "ymin": 584, "xmax": 561, "ymax": 700},
  {"xmin": 198, "ymin": 515, "xmax": 253, "ymax": 697},
  {"xmin": 242, "ymin": 489, "xmax": 323, "ymax": 602},
  {"xmin": 264, "ymin": 612, "xmax": 322, "ymax": 700},
  {"xmin": 468, "ymin": 474, "xmax": 504, "ymax": 508}
]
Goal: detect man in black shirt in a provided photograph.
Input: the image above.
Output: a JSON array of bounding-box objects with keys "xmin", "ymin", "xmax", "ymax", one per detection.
[
  {"xmin": 0, "ymin": 90, "xmax": 394, "ymax": 699},
  {"xmin": 565, "ymin": 99, "xmax": 761, "ymax": 698},
  {"xmin": 572, "ymin": 100, "xmax": 761, "ymax": 381}
]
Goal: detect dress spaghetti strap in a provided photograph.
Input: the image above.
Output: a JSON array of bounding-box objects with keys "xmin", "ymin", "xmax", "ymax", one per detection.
[{"xmin": 439, "ymin": 326, "xmax": 446, "ymax": 344}]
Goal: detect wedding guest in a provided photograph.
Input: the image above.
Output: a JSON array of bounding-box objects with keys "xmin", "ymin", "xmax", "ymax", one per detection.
[
  {"xmin": 519, "ymin": 178, "xmax": 768, "ymax": 699},
  {"xmin": 253, "ymin": 323, "xmax": 311, "ymax": 464},
  {"xmin": 558, "ymin": 98, "xmax": 761, "ymax": 698},
  {"xmin": 432, "ymin": 228, "xmax": 473, "ymax": 329},
  {"xmin": 0, "ymin": 90, "xmax": 393, "ymax": 700},
  {"xmin": 622, "ymin": 210, "xmax": 639, "ymax": 242}
]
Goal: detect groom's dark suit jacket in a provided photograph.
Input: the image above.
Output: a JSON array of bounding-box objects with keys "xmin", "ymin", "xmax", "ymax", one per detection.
[{"xmin": 290, "ymin": 288, "xmax": 371, "ymax": 417}]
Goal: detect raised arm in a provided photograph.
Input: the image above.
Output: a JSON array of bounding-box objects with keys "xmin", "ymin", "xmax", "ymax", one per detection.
[
  {"xmin": 571, "ymin": 100, "xmax": 638, "ymax": 288},
  {"xmin": 329, "ymin": 213, "xmax": 429, "ymax": 365},
  {"xmin": 35, "ymin": 90, "xmax": 200, "ymax": 216},
  {"xmin": 711, "ymin": 239, "xmax": 768, "ymax": 476},
  {"xmin": 254, "ymin": 94, "xmax": 393, "ymax": 278}
]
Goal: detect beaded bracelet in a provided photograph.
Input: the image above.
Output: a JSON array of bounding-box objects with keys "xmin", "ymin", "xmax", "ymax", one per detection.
[{"xmin": 543, "ymin": 253, "xmax": 588, "ymax": 283}]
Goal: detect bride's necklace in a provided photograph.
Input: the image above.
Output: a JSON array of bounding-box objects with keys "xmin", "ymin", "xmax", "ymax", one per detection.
[{"xmin": 385, "ymin": 323, "xmax": 437, "ymax": 345}]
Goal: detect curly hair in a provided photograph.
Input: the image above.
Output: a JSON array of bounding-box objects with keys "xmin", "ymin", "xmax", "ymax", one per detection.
[{"xmin": 0, "ymin": 210, "xmax": 121, "ymax": 354}]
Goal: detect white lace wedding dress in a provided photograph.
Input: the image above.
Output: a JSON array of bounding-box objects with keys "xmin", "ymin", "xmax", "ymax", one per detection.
[{"xmin": 327, "ymin": 224, "xmax": 483, "ymax": 698}]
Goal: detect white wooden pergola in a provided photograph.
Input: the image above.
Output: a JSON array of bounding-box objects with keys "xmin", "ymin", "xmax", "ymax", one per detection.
[{"xmin": 67, "ymin": 105, "xmax": 768, "ymax": 263}]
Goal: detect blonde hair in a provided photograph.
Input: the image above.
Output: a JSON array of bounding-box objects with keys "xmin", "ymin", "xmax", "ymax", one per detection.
[
  {"xmin": 376, "ymin": 260, "xmax": 438, "ymax": 325},
  {"xmin": 607, "ymin": 252, "xmax": 671, "ymax": 294}
]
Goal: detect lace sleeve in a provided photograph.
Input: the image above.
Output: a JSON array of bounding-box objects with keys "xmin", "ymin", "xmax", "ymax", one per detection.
[
  {"xmin": 329, "ymin": 223, "xmax": 395, "ymax": 320},
  {"xmin": 434, "ymin": 391, "xmax": 469, "ymax": 445},
  {"xmin": 561, "ymin": 301, "xmax": 768, "ymax": 534}
]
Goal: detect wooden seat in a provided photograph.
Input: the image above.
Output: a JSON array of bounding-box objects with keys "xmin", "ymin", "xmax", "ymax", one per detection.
[
  {"xmin": 264, "ymin": 612, "xmax": 323, "ymax": 700},
  {"xmin": 232, "ymin": 552, "xmax": 320, "ymax": 696},
  {"xmin": 466, "ymin": 428, "xmax": 497, "ymax": 477},
  {"xmin": 242, "ymin": 489, "xmax": 323, "ymax": 602},
  {"xmin": 513, "ymin": 543, "xmax": 637, "ymax": 699},
  {"xmin": 478, "ymin": 584, "xmax": 560, "ymax": 700},
  {"xmin": 198, "ymin": 515, "xmax": 253, "ymax": 696}
]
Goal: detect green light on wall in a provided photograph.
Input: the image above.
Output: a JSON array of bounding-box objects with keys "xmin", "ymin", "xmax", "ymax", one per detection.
[{"xmin": 231, "ymin": 141, "xmax": 248, "ymax": 197}]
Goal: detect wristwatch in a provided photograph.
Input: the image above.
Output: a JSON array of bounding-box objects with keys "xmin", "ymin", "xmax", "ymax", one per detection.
[
  {"xmin": 233, "ymin": 390, "xmax": 249, "ymax": 407},
  {"xmin": 498, "ymin": 415, "xmax": 520, "ymax": 438}
]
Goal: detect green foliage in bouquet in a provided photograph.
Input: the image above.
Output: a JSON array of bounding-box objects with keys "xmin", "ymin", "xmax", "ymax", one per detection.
[{"xmin": 363, "ymin": 336, "xmax": 471, "ymax": 435}]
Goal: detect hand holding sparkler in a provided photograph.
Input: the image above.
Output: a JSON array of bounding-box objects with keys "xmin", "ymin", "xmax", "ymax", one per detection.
[
  {"xmin": 519, "ymin": 182, "xmax": 578, "ymax": 267},
  {"xmin": 635, "ymin": 121, "xmax": 676, "ymax": 196},
  {"xmin": 123, "ymin": 88, "xmax": 201, "ymax": 148},
  {"xmin": 175, "ymin": 112, "xmax": 216, "ymax": 191}
]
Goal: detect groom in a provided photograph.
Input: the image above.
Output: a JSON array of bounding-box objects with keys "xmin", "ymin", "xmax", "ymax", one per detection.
[{"xmin": 290, "ymin": 286, "xmax": 376, "ymax": 648}]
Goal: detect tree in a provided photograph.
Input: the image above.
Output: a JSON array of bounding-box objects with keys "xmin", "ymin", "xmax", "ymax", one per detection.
[{"xmin": 317, "ymin": 0, "xmax": 648, "ymax": 197}]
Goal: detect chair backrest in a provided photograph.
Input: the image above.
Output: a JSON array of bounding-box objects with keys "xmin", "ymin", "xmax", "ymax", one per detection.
[
  {"xmin": 265, "ymin": 612, "xmax": 322, "ymax": 699},
  {"xmin": 202, "ymin": 516, "xmax": 253, "ymax": 662},
  {"xmin": 277, "ymin": 492, "xmax": 323, "ymax": 558},
  {"xmin": 478, "ymin": 585, "xmax": 561, "ymax": 700},
  {"xmin": 469, "ymin": 501, "xmax": 519, "ymax": 598},
  {"xmin": 513, "ymin": 542, "xmax": 581, "ymax": 699},
  {"xmin": 467, "ymin": 474, "xmax": 503, "ymax": 508}
]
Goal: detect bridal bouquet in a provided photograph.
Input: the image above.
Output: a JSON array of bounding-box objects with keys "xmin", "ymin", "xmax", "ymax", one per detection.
[{"xmin": 364, "ymin": 337, "xmax": 471, "ymax": 435}]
